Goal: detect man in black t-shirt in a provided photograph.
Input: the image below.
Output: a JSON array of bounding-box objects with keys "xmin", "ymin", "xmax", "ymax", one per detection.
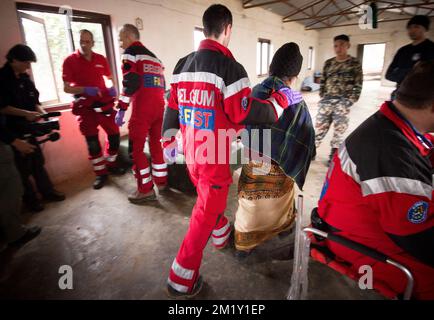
[
  {"xmin": 0, "ymin": 44, "xmax": 65, "ymax": 212},
  {"xmin": 386, "ymin": 15, "xmax": 434, "ymax": 99}
]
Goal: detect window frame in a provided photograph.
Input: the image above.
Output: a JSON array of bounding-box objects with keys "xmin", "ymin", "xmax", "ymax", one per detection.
[
  {"xmin": 16, "ymin": 2, "xmax": 118, "ymax": 110},
  {"xmin": 257, "ymin": 38, "xmax": 271, "ymax": 77}
]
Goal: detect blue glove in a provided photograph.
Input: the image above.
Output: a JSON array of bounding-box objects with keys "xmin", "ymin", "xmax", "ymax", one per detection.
[
  {"xmin": 115, "ymin": 110, "xmax": 125, "ymax": 127},
  {"xmin": 108, "ymin": 87, "xmax": 117, "ymax": 97},
  {"xmin": 278, "ymin": 87, "xmax": 303, "ymax": 106},
  {"xmin": 84, "ymin": 87, "xmax": 100, "ymax": 97}
]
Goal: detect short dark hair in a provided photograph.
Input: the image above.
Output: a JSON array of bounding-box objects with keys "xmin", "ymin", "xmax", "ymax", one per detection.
[
  {"xmin": 334, "ymin": 34, "xmax": 350, "ymax": 42},
  {"xmin": 6, "ymin": 44, "xmax": 36, "ymax": 63},
  {"xmin": 396, "ymin": 60, "xmax": 434, "ymax": 109},
  {"xmin": 122, "ymin": 24, "xmax": 140, "ymax": 40},
  {"xmin": 202, "ymin": 4, "xmax": 233, "ymax": 38},
  {"xmin": 79, "ymin": 29, "xmax": 94, "ymax": 41}
]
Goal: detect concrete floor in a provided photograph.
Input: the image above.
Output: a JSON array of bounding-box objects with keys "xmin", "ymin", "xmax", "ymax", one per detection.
[{"xmin": 0, "ymin": 81, "xmax": 393, "ymax": 300}]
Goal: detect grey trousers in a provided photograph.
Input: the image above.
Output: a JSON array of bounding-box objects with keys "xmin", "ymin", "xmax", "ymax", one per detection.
[{"xmin": 0, "ymin": 142, "xmax": 26, "ymax": 243}]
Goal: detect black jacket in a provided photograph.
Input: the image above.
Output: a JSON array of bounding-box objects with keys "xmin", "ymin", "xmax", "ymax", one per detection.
[{"xmin": 0, "ymin": 63, "xmax": 40, "ymax": 139}]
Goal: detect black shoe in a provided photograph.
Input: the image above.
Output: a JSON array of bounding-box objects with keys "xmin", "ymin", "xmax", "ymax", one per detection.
[
  {"xmin": 26, "ymin": 201, "xmax": 45, "ymax": 213},
  {"xmin": 43, "ymin": 190, "xmax": 66, "ymax": 202},
  {"xmin": 9, "ymin": 226, "xmax": 42, "ymax": 247},
  {"xmin": 108, "ymin": 166, "xmax": 126, "ymax": 175},
  {"xmin": 166, "ymin": 276, "xmax": 204, "ymax": 299},
  {"xmin": 93, "ymin": 175, "xmax": 108, "ymax": 190}
]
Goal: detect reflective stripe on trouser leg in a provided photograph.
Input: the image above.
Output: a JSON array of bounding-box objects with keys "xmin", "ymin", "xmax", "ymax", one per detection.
[
  {"xmin": 133, "ymin": 165, "xmax": 153, "ymax": 192},
  {"xmin": 105, "ymin": 133, "xmax": 120, "ymax": 168},
  {"xmin": 130, "ymin": 132, "xmax": 153, "ymax": 193},
  {"xmin": 212, "ymin": 216, "xmax": 231, "ymax": 248},
  {"xmin": 152, "ymin": 162, "xmax": 168, "ymax": 186},
  {"xmin": 105, "ymin": 153, "xmax": 118, "ymax": 167},
  {"xmin": 90, "ymin": 154, "xmax": 107, "ymax": 176},
  {"xmin": 168, "ymin": 179, "xmax": 229, "ymax": 293}
]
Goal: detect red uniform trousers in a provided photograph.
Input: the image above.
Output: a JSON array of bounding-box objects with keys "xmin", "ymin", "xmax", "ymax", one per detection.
[
  {"xmin": 129, "ymin": 96, "xmax": 168, "ymax": 193},
  {"xmin": 77, "ymin": 110, "xmax": 120, "ymax": 176},
  {"xmin": 168, "ymin": 163, "xmax": 232, "ymax": 294}
]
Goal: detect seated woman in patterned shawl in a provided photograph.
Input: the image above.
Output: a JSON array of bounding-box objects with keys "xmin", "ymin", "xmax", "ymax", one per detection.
[{"xmin": 234, "ymin": 42, "xmax": 316, "ymax": 258}]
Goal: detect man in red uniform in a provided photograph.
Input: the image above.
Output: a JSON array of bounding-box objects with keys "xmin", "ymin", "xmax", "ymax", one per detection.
[
  {"xmin": 317, "ymin": 60, "xmax": 434, "ymax": 300},
  {"xmin": 161, "ymin": 4, "xmax": 302, "ymax": 298},
  {"xmin": 115, "ymin": 24, "xmax": 168, "ymax": 203},
  {"xmin": 63, "ymin": 30, "xmax": 124, "ymax": 190}
]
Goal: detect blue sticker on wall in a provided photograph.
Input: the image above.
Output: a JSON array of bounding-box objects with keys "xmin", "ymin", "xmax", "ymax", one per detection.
[{"xmin": 407, "ymin": 201, "xmax": 429, "ymax": 224}]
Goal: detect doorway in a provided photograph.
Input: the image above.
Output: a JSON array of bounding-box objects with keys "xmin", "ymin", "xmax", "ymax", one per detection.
[{"xmin": 357, "ymin": 43, "xmax": 386, "ymax": 81}]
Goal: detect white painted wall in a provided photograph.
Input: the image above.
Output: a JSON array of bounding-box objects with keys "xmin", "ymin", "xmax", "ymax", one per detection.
[
  {"xmin": 315, "ymin": 14, "xmax": 434, "ymax": 87},
  {"xmin": 0, "ymin": 0, "xmax": 319, "ymax": 89}
]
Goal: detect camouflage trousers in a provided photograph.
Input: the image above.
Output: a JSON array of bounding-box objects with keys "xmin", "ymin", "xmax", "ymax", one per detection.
[{"xmin": 315, "ymin": 98, "xmax": 353, "ymax": 149}]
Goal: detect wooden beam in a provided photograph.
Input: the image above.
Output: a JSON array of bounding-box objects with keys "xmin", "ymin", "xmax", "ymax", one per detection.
[
  {"xmin": 332, "ymin": 0, "xmax": 352, "ymax": 21},
  {"xmin": 282, "ymin": 0, "xmax": 326, "ymax": 20},
  {"xmin": 243, "ymin": 0, "xmax": 282, "ymax": 9},
  {"xmin": 285, "ymin": 10, "xmax": 360, "ymax": 22},
  {"xmin": 377, "ymin": 1, "xmax": 434, "ymax": 10},
  {"xmin": 315, "ymin": 0, "xmax": 335, "ymax": 17},
  {"xmin": 304, "ymin": 0, "xmax": 370, "ymax": 28},
  {"xmin": 280, "ymin": 1, "xmax": 324, "ymax": 23},
  {"xmin": 306, "ymin": 15, "xmax": 434, "ymax": 30}
]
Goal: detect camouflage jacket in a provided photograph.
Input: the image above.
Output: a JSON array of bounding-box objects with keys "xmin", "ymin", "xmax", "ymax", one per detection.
[{"xmin": 320, "ymin": 56, "xmax": 363, "ymax": 103}]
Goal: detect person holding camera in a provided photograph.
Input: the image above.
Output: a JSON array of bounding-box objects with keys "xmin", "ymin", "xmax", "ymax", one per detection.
[
  {"xmin": 0, "ymin": 44, "xmax": 65, "ymax": 213},
  {"xmin": 0, "ymin": 111, "xmax": 42, "ymax": 251}
]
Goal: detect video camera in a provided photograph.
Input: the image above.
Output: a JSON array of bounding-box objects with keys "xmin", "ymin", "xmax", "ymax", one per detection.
[{"xmin": 24, "ymin": 112, "xmax": 62, "ymax": 145}]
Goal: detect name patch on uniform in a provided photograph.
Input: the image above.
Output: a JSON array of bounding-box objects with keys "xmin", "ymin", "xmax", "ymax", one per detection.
[
  {"xmin": 179, "ymin": 106, "xmax": 215, "ymax": 131},
  {"xmin": 407, "ymin": 201, "xmax": 429, "ymax": 224},
  {"xmin": 144, "ymin": 74, "xmax": 165, "ymax": 89}
]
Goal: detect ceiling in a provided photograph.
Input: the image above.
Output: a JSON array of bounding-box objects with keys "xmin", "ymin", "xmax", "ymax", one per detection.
[{"xmin": 241, "ymin": 0, "xmax": 434, "ymax": 30}]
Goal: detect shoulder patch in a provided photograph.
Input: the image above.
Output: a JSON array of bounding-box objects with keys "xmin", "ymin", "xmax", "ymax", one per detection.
[
  {"xmin": 407, "ymin": 201, "xmax": 429, "ymax": 224},
  {"xmin": 241, "ymin": 97, "xmax": 248, "ymax": 111}
]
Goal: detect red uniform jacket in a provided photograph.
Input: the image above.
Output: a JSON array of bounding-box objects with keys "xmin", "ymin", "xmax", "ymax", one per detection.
[{"xmin": 318, "ymin": 101, "xmax": 434, "ymax": 298}]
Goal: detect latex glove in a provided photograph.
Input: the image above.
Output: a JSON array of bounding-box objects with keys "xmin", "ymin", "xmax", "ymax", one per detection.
[
  {"xmin": 277, "ymin": 87, "xmax": 303, "ymax": 106},
  {"xmin": 108, "ymin": 87, "xmax": 117, "ymax": 97},
  {"xmin": 162, "ymin": 138, "xmax": 178, "ymax": 164},
  {"xmin": 115, "ymin": 109, "xmax": 126, "ymax": 127},
  {"xmin": 83, "ymin": 87, "xmax": 101, "ymax": 97}
]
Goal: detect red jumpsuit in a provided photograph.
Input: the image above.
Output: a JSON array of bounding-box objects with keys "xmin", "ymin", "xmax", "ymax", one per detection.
[
  {"xmin": 165, "ymin": 39, "xmax": 290, "ymax": 293},
  {"xmin": 62, "ymin": 50, "xmax": 119, "ymax": 176},
  {"xmin": 118, "ymin": 42, "xmax": 167, "ymax": 193},
  {"xmin": 318, "ymin": 101, "xmax": 434, "ymax": 300}
]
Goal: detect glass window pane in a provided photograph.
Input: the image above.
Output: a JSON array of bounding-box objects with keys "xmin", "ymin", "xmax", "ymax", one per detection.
[
  {"xmin": 20, "ymin": 10, "xmax": 73, "ymax": 104},
  {"xmin": 21, "ymin": 17, "xmax": 58, "ymax": 104}
]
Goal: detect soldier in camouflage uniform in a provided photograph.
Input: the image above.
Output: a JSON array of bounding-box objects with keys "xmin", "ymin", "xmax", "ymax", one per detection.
[{"xmin": 315, "ymin": 34, "xmax": 363, "ymax": 165}]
